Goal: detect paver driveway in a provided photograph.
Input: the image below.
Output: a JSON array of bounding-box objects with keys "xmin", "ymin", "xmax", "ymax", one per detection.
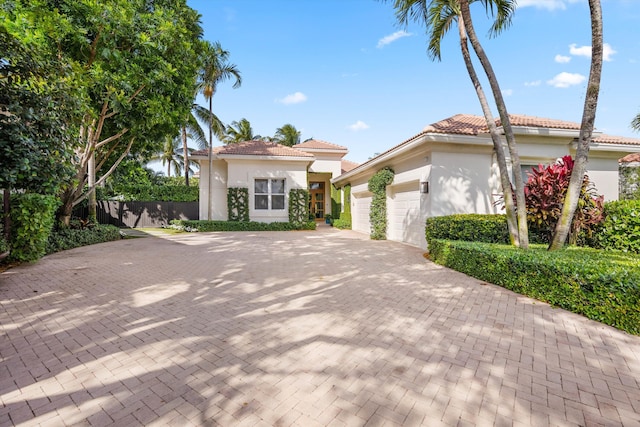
[{"xmin": 1, "ymin": 228, "xmax": 639, "ymax": 427}]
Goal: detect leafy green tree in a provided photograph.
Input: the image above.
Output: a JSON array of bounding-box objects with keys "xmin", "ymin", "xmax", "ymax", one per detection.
[
  {"xmin": 3, "ymin": 0, "xmax": 205, "ymax": 225},
  {"xmin": 273, "ymin": 124, "xmax": 301, "ymax": 146},
  {"xmin": 392, "ymin": 0, "xmax": 528, "ymax": 248},
  {"xmin": 0, "ymin": 28, "xmax": 77, "ymax": 194},
  {"xmin": 197, "ymin": 41, "xmax": 242, "ymax": 219},
  {"xmin": 223, "ymin": 118, "xmax": 256, "ymax": 144},
  {"xmin": 549, "ymin": 0, "xmax": 603, "ymax": 250}
]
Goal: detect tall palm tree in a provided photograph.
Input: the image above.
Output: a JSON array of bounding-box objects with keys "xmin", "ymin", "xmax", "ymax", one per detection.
[
  {"xmin": 180, "ymin": 102, "xmax": 217, "ymax": 186},
  {"xmin": 197, "ymin": 41, "xmax": 241, "ymax": 219},
  {"xmin": 549, "ymin": 0, "xmax": 603, "ymax": 250},
  {"xmin": 222, "ymin": 118, "xmax": 255, "ymax": 144},
  {"xmin": 274, "ymin": 124, "xmax": 301, "ymax": 147},
  {"xmin": 457, "ymin": 0, "xmax": 528, "ymax": 248},
  {"xmin": 152, "ymin": 136, "xmax": 185, "ymax": 178},
  {"xmin": 393, "ymin": 0, "xmax": 524, "ymax": 246}
]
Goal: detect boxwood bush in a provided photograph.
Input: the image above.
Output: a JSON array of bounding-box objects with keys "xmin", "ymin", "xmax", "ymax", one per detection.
[
  {"xmin": 590, "ymin": 200, "xmax": 640, "ymax": 253},
  {"xmin": 170, "ymin": 220, "xmax": 316, "ymax": 232},
  {"xmin": 425, "ymin": 214, "xmax": 510, "ymax": 244},
  {"xmin": 427, "ymin": 239, "xmax": 640, "ymax": 335},
  {"xmin": 46, "ymin": 224, "xmax": 121, "ymax": 254}
]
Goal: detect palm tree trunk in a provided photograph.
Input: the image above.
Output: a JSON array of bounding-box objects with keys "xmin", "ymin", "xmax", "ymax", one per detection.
[
  {"xmin": 549, "ymin": 0, "xmax": 603, "ymax": 250},
  {"xmin": 457, "ymin": 14, "xmax": 519, "ymax": 246},
  {"xmin": 459, "ymin": 0, "xmax": 529, "ymax": 249},
  {"xmin": 207, "ymin": 95, "xmax": 213, "ymax": 220},
  {"xmin": 182, "ymin": 126, "xmax": 190, "ymax": 187}
]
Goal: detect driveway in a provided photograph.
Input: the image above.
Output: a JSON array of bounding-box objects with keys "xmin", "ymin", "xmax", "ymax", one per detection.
[{"xmin": 1, "ymin": 228, "xmax": 639, "ymax": 426}]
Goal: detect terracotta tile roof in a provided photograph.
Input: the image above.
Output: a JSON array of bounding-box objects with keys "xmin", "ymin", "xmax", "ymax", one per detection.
[
  {"xmin": 620, "ymin": 153, "xmax": 640, "ymax": 163},
  {"xmin": 422, "ymin": 114, "xmax": 488, "ymax": 135},
  {"xmin": 295, "ymin": 139, "xmax": 348, "ymax": 150},
  {"xmin": 499, "ymin": 114, "xmax": 581, "ymax": 130},
  {"xmin": 593, "ymin": 134, "xmax": 640, "ymax": 146},
  {"xmin": 341, "ymin": 159, "xmax": 359, "ymax": 174},
  {"xmin": 191, "ymin": 140, "xmax": 314, "ymax": 158}
]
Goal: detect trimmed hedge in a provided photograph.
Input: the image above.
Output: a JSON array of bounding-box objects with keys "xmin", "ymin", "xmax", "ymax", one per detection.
[
  {"xmin": 591, "ymin": 200, "xmax": 640, "ymax": 253},
  {"xmin": 368, "ymin": 168, "xmax": 394, "ymax": 240},
  {"xmin": 427, "ymin": 239, "xmax": 640, "ymax": 335},
  {"xmin": 170, "ymin": 219, "xmax": 316, "ymax": 232},
  {"xmin": 10, "ymin": 193, "xmax": 58, "ymax": 262},
  {"xmin": 99, "ymin": 184, "xmax": 199, "ymax": 202},
  {"xmin": 47, "ymin": 225, "xmax": 121, "ymax": 254},
  {"xmin": 425, "ymin": 214, "xmax": 510, "ymax": 244}
]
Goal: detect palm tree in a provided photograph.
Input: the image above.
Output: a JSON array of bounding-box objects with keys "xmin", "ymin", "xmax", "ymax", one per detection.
[
  {"xmin": 457, "ymin": 0, "xmax": 528, "ymax": 249},
  {"xmin": 152, "ymin": 136, "xmax": 185, "ymax": 178},
  {"xmin": 273, "ymin": 124, "xmax": 301, "ymax": 147},
  {"xmin": 392, "ymin": 0, "xmax": 524, "ymax": 246},
  {"xmin": 549, "ymin": 0, "xmax": 603, "ymax": 250},
  {"xmin": 633, "ymin": 113, "xmax": 640, "ymax": 132},
  {"xmin": 197, "ymin": 41, "xmax": 241, "ymax": 219},
  {"xmin": 222, "ymin": 118, "xmax": 255, "ymax": 144},
  {"xmin": 180, "ymin": 103, "xmax": 218, "ymax": 186}
]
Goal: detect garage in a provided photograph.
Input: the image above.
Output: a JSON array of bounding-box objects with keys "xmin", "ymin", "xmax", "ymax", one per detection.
[
  {"xmin": 351, "ymin": 192, "xmax": 372, "ymax": 235},
  {"xmin": 388, "ymin": 182, "xmax": 425, "ymax": 248}
]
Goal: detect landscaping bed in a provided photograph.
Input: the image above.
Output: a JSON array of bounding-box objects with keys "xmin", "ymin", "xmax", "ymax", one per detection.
[{"xmin": 427, "ymin": 239, "xmax": 640, "ymax": 335}]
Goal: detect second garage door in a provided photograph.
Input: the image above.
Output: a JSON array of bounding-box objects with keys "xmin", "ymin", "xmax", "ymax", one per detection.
[{"xmin": 388, "ymin": 182, "xmax": 425, "ymax": 248}]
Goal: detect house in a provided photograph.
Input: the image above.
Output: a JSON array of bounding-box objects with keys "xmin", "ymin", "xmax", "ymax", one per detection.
[
  {"xmin": 191, "ymin": 139, "xmax": 353, "ymax": 223},
  {"xmin": 619, "ymin": 152, "xmax": 640, "ymax": 199},
  {"xmin": 331, "ymin": 114, "xmax": 640, "ymax": 249}
]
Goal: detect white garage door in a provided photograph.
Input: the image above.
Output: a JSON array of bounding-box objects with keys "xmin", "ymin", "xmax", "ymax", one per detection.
[
  {"xmin": 388, "ymin": 183, "xmax": 424, "ymax": 248},
  {"xmin": 351, "ymin": 192, "xmax": 372, "ymax": 236}
]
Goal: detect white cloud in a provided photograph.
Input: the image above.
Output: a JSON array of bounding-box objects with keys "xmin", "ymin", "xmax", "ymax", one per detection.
[
  {"xmin": 547, "ymin": 72, "xmax": 586, "ymax": 88},
  {"xmin": 568, "ymin": 43, "xmax": 617, "ymax": 61},
  {"xmin": 377, "ymin": 30, "xmax": 412, "ymax": 48},
  {"xmin": 569, "ymin": 43, "xmax": 592, "ymax": 58},
  {"xmin": 502, "ymin": 89, "xmax": 513, "ymax": 97},
  {"xmin": 348, "ymin": 120, "xmax": 370, "ymax": 131},
  {"xmin": 517, "ymin": 0, "xmax": 581, "ymax": 11},
  {"xmin": 555, "ymin": 54, "xmax": 571, "ymax": 63},
  {"xmin": 524, "ymin": 80, "xmax": 542, "ymax": 87},
  {"xmin": 276, "ymin": 92, "xmax": 307, "ymax": 105}
]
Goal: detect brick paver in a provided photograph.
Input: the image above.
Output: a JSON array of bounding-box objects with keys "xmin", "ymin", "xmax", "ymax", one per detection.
[{"xmin": 1, "ymin": 228, "xmax": 639, "ymax": 426}]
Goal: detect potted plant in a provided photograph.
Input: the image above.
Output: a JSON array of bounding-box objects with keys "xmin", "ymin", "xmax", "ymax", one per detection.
[{"xmin": 324, "ymin": 214, "xmax": 332, "ymax": 225}]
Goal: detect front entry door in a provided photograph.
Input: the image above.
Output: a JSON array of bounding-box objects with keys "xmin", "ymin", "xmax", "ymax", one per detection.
[{"xmin": 309, "ymin": 182, "xmax": 325, "ymax": 220}]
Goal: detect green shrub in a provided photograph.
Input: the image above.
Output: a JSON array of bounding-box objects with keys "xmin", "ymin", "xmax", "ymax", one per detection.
[
  {"xmin": 428, "ymin": 239, "xmax": 640, "ymax": 335},
  {"xmin": 368, "ymin": 168, "xmax": 394, "ymax": 240},
  {"xmin": 333, "ymin": 217, "xmax": 351, "ymax": 229},
  {"xmin": 9, "ymin": 193, "xmax": 58, "ymax": 262},
  {"xmin": 100, "ymin": 184, "xmax": 199, "ymax": 202},
  {"xmin": 170, "ymin": 220, "xmax": 316, "ymax": 232},
  {"xmin": 425, "ymin": 214, "xmax": 510, "ymax": 244},
  {"xmin": 590, "ymin": 200, "xmax": 640, "ymax": 253},
  {"xmin": 0, "ymin": 233, "xmax": 8, "ymax": 254},
  {"xmin": 46, "ymin": 224, "xmax": 121, "ymax": 254}
]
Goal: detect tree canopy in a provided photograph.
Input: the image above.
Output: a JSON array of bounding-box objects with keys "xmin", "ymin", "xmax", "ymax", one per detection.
[{"xmin": 2, "ymin": 0, "xmax": 205, "ymax": 223}]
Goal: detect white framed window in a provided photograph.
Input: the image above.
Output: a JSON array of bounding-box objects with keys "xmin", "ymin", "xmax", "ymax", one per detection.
[{"xmin": 254, "ymin": 178, "xmax": 286, "ymax": 210}]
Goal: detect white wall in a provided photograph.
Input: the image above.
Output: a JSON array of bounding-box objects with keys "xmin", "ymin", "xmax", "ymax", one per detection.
[
  {"xmin": 198, "ymin": 159, "xmax": 228, "ymax": 221},
  {"xmin": 308, "ymin": 154, "xmax": 343, "ymax": 177},
  {"xmin": 586, "ymin": 157, "xmax": 620, "ymax": 201},
  {"xmin": 430, "ymin": 151, "xmax": 495, "ymax": 217},
  {"xmin": 226, "ymin": 159, "xmax": 309, "ymax": 223}
]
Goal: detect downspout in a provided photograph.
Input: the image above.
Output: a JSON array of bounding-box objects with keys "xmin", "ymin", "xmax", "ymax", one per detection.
[{"xmin": 207, "ymin": 96, "xmax": 213, "ymax": 220}]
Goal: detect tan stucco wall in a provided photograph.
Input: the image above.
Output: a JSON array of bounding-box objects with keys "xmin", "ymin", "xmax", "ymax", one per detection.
[{"xmin": 198, "ymin": 159, "xmax": 228, "ymax": 221}]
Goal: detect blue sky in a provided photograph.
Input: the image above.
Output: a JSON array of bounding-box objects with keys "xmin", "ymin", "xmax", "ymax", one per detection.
[{"xmin": 186, "ymin": 0, "xmax": 640, "ymax": 164}]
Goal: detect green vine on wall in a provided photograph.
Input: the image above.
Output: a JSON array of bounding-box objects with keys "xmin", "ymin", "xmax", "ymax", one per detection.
[
  {"xmin": 368, "ymin": 167, "xmax": 395, "ymax": 240},
  {"xmin": 289, "ymin": 189, "xmax": 310, "ymax": 227},
  {"xmin": 333, "ymin": 184, "xmax": 352, "ymax": 229},
  {"xmin": 227, "ymin": 187, "xmax": 249, "ymax": 222}
]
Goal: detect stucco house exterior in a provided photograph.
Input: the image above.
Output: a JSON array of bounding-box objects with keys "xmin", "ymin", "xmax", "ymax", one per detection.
[
  {"xmin": 332, "ymin": 114, "xmax": 640, "ymax": 249},
  {"xmin": 191, "ymin": 139, "xmax": 355, "ymax": 223}
]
